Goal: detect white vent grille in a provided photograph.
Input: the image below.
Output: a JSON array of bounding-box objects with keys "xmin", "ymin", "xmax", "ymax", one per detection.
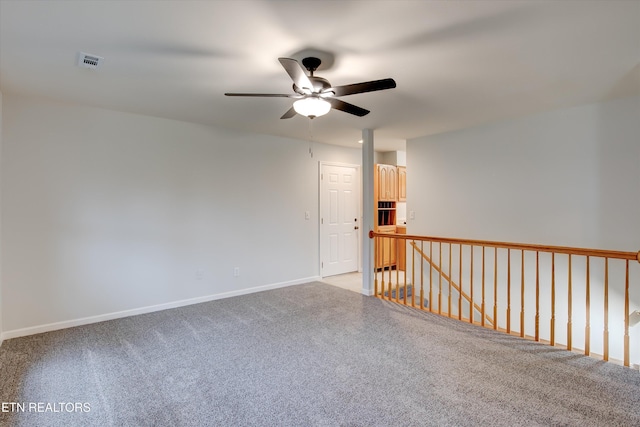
[{"xmin": 77, "ymin": 52, "xmax": 103, "ymax": 69}]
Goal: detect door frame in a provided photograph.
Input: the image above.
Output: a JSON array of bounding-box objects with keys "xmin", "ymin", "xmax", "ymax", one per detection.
[{"xmin": 319, "ymin": 161, "xmax": 362, "ymax": 278}]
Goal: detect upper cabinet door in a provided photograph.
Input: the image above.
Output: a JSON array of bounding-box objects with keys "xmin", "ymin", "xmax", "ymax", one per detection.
[
  {"xmin": 378, "ymin": 164, "xmax": 387, "ymax": 201},
  {"xmin": 388, "ymin": 166, "xmax": 397, "ymax": 201},
  {"xmin": 398, "ymin": 166, "xmax": 406, "ymax": 202},
  {"xmin": 377, "ymin": 164, "xmax": 398, "ymax": 201}
]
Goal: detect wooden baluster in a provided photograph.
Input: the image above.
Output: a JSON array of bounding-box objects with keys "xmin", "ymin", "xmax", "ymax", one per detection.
[
  {"xmin": 567, "ymin": 254, "xmax": 572, "ymax": 351},
  {"xmin": 535, "ymin": 251, "xmax": 540, "ymax": 342},
  {"xmin": 429, "ymin": 241, "xmax": 433, "ymax": 312},
  {"xmin": 386, "ymin": 237, "xmax": 393, "ymax": 300},
  {"xmin": 402, "ymin": 240, "xmax": 407, "ymax": 306},
  {"xmin": 396, "ymin": 236, "xmax": 400, "ymax": 304},
  {"xmin": 403, "ymin": 241, "xmax": 408, "ymax": 306},
  {"xmin": 551, "ymin": 253, "xmax": 556, "ymax": 346},
  {"xmin": 481, "ymin": 246, "xmax": 486, "ymax": 327},
  {"xmin": 469, "ymin": 245, "xmax": 474, "ymax": 323},
  {"xmin": 448, "ymin": 243, "xmax": 452, "ymax": 317},
  {"xmin": 507, "ymin": 249, "xmax": 511, "ymax": 334},
  {"xmin": 412, "ymin": 241, "xmax": 416, "ymax": 308},
  {"xmin": 374, "ymin": 236, "xmax": 379, "ymax": 297},
  {"xmin": 379, "ymin": 236, "xmax": 383, "ymax": 297},
  {"xmin": 420, "ymin": 241, "xmax": 424, "ymax": 310},
  {"xmin": 493, "ymin": 247, "xmax": 498, "ymax": 331},
  {"xmin": 380, "ymin": 236, "xmax": 385, "ymax": 298},
  {"xmin": 439, "ymin": 242, "xmax": 443, "ymax": 315},
  {"xmin": 624, "ymin": 260, "xmax": 630, "ymax": 367},
  {"xmin": 459, "ymin": 244, "xmax": 463, "ymax": 321},
  {"xmin": 520, "ymin": 250, "xmax": 525, "ymax": 338},
  {"xmin": 382, "ymin": 237, "xmax": 388, "ymax": 300},
  {"xmin": 585, "ymin": 256, "xmax": 590, "ymax": 356},
  {"xmin": 388, "ymin": 236, "xmax": 392, "ymax": 300},
  {"xmin": 604, "ymin": 258, "xmax": 609, "ymax": 361}
]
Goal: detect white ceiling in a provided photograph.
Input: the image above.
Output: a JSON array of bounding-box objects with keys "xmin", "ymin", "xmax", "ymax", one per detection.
[{"xmin": 1, "ymin": 0, "xmax": 638, "ymax": 152}]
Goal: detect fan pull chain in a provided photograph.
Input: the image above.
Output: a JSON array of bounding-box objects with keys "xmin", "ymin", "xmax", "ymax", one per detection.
[{"xmin": 308, "ymin": 118, "xmax": 314, "ymax": 158}]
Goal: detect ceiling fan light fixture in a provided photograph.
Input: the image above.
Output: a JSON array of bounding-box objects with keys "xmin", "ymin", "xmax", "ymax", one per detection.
[
  {"xmin": 293, "ymin": 97, "xmax": 331, "ymax": 118},
  {"xmin": 225, "ymin": 57, "xmax": 395, "ymax": 119}
]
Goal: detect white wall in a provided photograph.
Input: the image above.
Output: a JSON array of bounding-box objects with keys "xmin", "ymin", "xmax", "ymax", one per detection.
[
  {"xmin": 407, "ymin": 96, "xmax": 640, "ymax": 250},
  {"xmin": 379, "ymin": 150, "xmax": 406, "ymax": 168},
  {"xmin": 1, "ymin": 93, "xmax": 361, "ymax": 335},
  {"xmin": 407, "ymin": 96, "xmax": 640, "ymax": 364},
  {"xmin": 0, "ymin": 91, "xmax": 3, "ymax": 346}
]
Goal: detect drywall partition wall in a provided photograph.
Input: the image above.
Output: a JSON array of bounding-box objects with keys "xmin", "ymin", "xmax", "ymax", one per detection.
[
  {"xmin": 406, "ymin": 95, "xmax": 640, "ymax": 364},
  {"xmin": 407, "ymin": 96, "xmax": 640, "ymax": 249},
  {"xmin": 378, "ymin": 150, "xmax": 406, "ymax": 167},
  {"xmin": 1, "ymin": 93, "xmax": 361, "ymax": 335},
  {"xmin": 0, "ymin": 90, "xmax": 3, "ymax": 345}
]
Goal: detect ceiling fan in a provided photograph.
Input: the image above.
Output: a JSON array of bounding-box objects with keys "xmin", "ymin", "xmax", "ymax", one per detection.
[{"xmin": 225, "ymin": 57, "xmax": 396, "ymax": 119}]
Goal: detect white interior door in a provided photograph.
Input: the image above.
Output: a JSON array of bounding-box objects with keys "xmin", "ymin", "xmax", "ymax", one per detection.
[{"xmin": 321, "ymin": 163, "xmax": 360, "ymax": 277}]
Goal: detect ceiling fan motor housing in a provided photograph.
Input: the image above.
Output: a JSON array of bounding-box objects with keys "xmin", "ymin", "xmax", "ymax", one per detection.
[{"xmin": 293, "ymin": 76, "xmax": 330, "ymax": 94}]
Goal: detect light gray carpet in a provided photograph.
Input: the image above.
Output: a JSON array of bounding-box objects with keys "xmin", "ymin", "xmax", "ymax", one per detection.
[{"xmin": 1, "ymin": 282, "xmax": 639, "ymax": 426}]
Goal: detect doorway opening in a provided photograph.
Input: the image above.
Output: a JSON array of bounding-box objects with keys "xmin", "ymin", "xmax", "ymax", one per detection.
[{"xmin": 319, "ymin": 162, "xmax": 361, "ymax": 278}]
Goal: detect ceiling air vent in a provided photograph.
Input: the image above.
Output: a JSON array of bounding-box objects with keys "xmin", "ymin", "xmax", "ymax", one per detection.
[{"xmin": 77, "ymin": 52, "xmax": 104, "ymax": 70}]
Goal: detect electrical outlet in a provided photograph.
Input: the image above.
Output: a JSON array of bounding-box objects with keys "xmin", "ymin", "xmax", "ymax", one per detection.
[
  {"xmin": 233, "ymin": 267, "xmax": 240, "ymax": 277},
  {"xmin": 409, "ymin": 210, "xmax": 416, "ymax": 220},
  {"xmin": 629, "ymin": 310, "xmax": 640, "ymax": 327},
  {"xmin": 305, "ymin": 211, "xmax": 310, "ymax": 220}
]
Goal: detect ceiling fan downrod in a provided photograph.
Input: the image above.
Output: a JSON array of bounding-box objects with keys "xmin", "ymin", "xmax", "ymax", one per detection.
[{"xmin": 301, "ymin": 57, "xmax": 322, "ymax": 76}]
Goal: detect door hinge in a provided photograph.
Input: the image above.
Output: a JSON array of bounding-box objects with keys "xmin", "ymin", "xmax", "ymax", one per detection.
[
  {"xmin": 322, "ymin": 262, "xmax": 324, "ymax": 268},
  {"xmin": 321, "ymin": 218, "xmax": 323, "ymax": 224}
]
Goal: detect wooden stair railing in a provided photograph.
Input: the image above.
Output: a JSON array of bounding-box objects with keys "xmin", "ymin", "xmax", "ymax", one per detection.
[
  {"xmin": 369, "ymin": 230, "xmax": 640, "ymax": 367},
  {"xmin": 410, "ymin": 241, "xmax": 494, "ymax": 327}
]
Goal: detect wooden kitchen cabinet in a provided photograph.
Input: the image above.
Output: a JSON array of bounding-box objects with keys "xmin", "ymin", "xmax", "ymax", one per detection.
[
  {"xmin": 375, "ymin": 225, "xmax": 397, "ymax": 270},
  {"xmin": 375, "ymin": 164, "xmax": 397, "ymax": 227},
  {"xmin": 374, "ymin": 163, "xmax": 405, "ymax": 270},
  {"xmin": 398, "ymin": 166, "xmax": 406, "ymax": 202},
  {"xmin": 376, "ymin": 164, "xmax": 397, "ymax": 202}
]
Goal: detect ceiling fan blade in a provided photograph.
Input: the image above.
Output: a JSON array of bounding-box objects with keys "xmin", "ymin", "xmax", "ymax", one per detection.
[
  {"xmin": 280, "ymin": 107, "xmax": 297, "ymax": 119},
  {"xmin": 326, "ymin": 98, "xmax": 370, "ymax": 117},
  {"xmin": 225, "ymin": 93, "xmax": 300, "ymax": 98},
  {"xmin": 278, "ymin": 58, "xmax": 314, "ymax": 92},
  {"xmin": 329, "ymin": 78, "xmax": 396, "ymax": 97}
]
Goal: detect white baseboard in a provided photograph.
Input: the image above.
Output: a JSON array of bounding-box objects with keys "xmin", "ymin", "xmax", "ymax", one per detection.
[
  {"xmin": 361, "ymin": 287, "xmax": 375, "ymax": 296},
  {"xmin": 0, "ymin": 276, "xmax": 320, "ymax": 341}
]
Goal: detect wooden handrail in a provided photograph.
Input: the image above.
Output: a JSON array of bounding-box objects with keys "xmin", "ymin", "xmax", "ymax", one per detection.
[
  {"xmin": 369, "ymin": 229, "xmax": 640, "ymax": 367},
  {"xmin": 410, "ymin": 241, "xmax": 494, "ymax": 326},
  {"xmin": 369, "ymin": 230, "xmax": 640, "ymax": 262}
]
